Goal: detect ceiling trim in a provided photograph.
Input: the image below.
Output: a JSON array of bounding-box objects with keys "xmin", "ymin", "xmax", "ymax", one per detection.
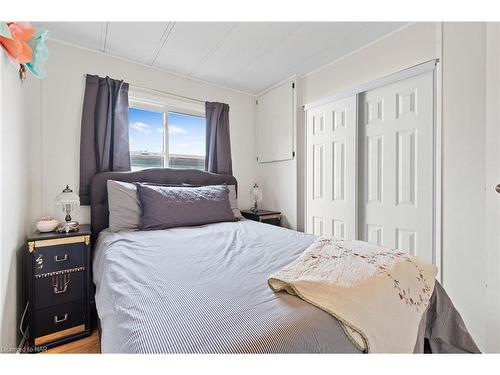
[
  {"xmin": 99, "ymin": 22, "xmax": 109, "ymax": 52},
  {"xmin": 150, "ymin": 22, "xmax": 176, "ymax": 66},
  {"xmin": 254, "ymin": 73, "xmax": 299, "ymax": 97},
  {"xmin": 302, "ymin": 22, "xmax": 414, "ymax": 78},
  {"xmin": 47, "ymin": 38, "xmax": 256, "ymax": 97}
]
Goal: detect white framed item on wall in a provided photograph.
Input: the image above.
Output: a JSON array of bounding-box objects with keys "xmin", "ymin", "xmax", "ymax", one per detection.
[{"xmin": 256, "ymin": 81, "xmax": 295, "ymax": 163}]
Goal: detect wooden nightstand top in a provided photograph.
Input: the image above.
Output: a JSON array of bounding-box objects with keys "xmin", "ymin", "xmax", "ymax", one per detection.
[
  {"xmin": 241, "ymin": 209, "xmax": 281, "ymax": 226},
  {"xmin": 241, "ymin": 209, "xmax": 281, "ymax": 220},
  {"xmin": 241, "ymin": 209, "xmax": 280, "ymax": 216},
  {"xmin": 28, "ymin": 224, "xmax": 91, "ymax": 242}
]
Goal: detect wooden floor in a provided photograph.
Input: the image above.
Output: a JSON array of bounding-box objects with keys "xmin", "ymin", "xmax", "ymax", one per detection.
[{"xmin": 43, "ymin": 327, "xmax": 101, "ymax": 354}]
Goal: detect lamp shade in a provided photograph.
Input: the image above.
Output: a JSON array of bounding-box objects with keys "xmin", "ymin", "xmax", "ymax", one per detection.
[{"xmin": 54, "ymin": 185, "xmax": 80, "ymax": 224}]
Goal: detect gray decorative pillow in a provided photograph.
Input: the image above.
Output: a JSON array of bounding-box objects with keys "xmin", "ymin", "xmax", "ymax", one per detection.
[
  {"xmin": 182, "ymin": 183, "xmax": 242, "ymax": 219},
  {"xmin": 136, "ymin": 184, "xmax": 237, "ymax": 230},
  {"xmin": 107, "ymin": 180, "xmax": 141, "ymax": 231}
]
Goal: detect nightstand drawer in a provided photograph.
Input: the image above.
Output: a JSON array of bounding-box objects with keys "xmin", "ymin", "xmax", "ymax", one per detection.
[
  {"xmin": 33, "ymin": 242, "xmax": 85, "ymax": 275},
  {"xmin": 34, "ymin": 300, "xmax": 87, "ymax": 341},
  {"xmin": 34, "ymin": 270, "xmax": 86, "ymax": 310}
]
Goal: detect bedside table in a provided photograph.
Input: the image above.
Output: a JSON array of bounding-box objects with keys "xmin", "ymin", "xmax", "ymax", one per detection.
[
  {"xmin": 27, "ymin": 224, "xmax": 91, "ymax": 351},
  {"xmin": 241, "ymin": 209, "xmax": 281, "ymax": 226}
]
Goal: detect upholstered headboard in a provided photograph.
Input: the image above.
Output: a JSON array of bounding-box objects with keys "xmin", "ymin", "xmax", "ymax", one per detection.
[{"xmin": 90, "ymin": 168, "xmax": 238, "ymax": 244}]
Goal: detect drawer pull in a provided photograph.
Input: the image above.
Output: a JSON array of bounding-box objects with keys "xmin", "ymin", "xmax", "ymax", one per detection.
[
  {"xmin": 54, "ymin": 254, "xmax": 68, "ymax": 262},
  {"xmin": 54, "ymin": 313, "xmax": 68, "ymax": 324},
  {"xmin": 52, "ymin": 273, "xmax": 70, "ymax": 294}
]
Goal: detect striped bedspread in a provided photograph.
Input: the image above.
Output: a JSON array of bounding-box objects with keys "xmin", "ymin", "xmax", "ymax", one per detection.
[{"xmin": 93, "ymin": 220, "xmax": 479, "ymax": 353}]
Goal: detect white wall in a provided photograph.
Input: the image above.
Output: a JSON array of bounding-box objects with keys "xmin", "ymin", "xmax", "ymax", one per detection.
[
  {"xmin": 256, "ymin": 153, "xmax": 297, "ymax": 229},
  {"xmin": 255, "ymin": 78, "xmax": 301, "ymax": 229},
  {"xmin": 0, "ymin": 52, "xmax": 35, "ymax": 350},
  {"xmin": 303, "ymin": 23, "xmax": 439, "ymax": 104},
  {"xmin": 31, "ymin": 41, "xmax": 257, "ymax": 224},
  {"xmin": 485, "ymin": 22, "xmax": 500, "ymax": 354},
  {"xmin": 441, "ymin": 22, "xmax": 489, "ymax": 352}
]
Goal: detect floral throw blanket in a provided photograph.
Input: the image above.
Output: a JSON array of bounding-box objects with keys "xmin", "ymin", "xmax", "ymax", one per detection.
[{"xmin": 268, "ymin": 238, "xmax": 438, "ymax": 353}]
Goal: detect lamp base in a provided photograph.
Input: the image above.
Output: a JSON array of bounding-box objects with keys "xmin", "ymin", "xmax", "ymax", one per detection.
[
  {"xmin": 56, "ymin": 221, "xmax": 80, "ymax": 234},
  {"xmin": 251, "ymin": 202, "xmax": 259, "ymax": 212}
]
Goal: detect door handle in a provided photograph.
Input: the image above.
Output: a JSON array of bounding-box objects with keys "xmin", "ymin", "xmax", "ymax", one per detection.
[
  {"xmin": 54, "ymin": 284, "xmax": 68, "ymax": 294},
  {"xmin": 496, "ymin": 184, "xmax": 500, "ymax": 193},
  {"xmin": 54, "ymin": 313, "xmax": 68, "ymax": 324}
]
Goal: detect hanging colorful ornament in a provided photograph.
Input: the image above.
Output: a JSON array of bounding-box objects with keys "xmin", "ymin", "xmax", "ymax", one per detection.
[
  {"xmin": 0, "ymin": 22, "xmax": 34, "ymax": 63},
  {"xmin": 25, "ymin": 28, "xmax": 49, "ymax": 79},
  {"xmin": 0, "ymin": 22, "xmax": 12, "ymax": 39},
  {"xmin": 0, "ymin": 21, "xmax": 49, "ymax": 81}
]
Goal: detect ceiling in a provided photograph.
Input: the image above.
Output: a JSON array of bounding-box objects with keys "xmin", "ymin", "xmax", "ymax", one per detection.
[{"xmin": 33, "ymin": 22, "xmax": 409, "ymax": 94}]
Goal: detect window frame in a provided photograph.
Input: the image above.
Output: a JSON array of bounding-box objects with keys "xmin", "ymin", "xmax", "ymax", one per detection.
[{"xmin": 128, "ymin": 88, "xmax": 205, "ymax": 169}]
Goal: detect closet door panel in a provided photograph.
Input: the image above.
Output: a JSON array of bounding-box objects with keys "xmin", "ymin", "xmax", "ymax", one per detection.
[
  {"xmin": 358, "ymin": 71, "xmax": 434, "ymax": 263},
  {"xmin": 306, "ymin": 96, "xmax": 357, "ymax": 239}
]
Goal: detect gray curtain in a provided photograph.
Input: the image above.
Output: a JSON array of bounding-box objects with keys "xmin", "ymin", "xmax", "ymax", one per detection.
[
  {"xmin": 205, "ymin": 102, "xmax": 232, "ymax": 175},
  {"xmin": 79, "ymin": 75, "xmax": 131, "ymax": 205}
]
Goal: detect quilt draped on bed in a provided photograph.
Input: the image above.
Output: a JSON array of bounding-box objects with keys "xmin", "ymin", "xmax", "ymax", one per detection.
[{"xmin": 268, "ymin": 237, "xmax": 438, "ymax": 353}]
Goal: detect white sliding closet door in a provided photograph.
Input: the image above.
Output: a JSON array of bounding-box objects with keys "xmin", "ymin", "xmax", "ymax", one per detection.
[
  {"xmin": 306, "ymin": 96, "xmax": 357, "ymax": 239},
  {"xmin": 358, "ymin": 71, "xmax": 434, "ymax": 262}
]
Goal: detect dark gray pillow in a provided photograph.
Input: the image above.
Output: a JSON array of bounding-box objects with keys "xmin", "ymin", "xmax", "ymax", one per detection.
[
  {"xmin": 181, "ymin": 182, "xmax": 242, "ymax": 218},
  {"xmin": 107, "ymin": 180, "xmax": 192, "ymax": 232},
  {"xmin": 136, "ymin": 184, "xmax": 237, "ymax": 230}
]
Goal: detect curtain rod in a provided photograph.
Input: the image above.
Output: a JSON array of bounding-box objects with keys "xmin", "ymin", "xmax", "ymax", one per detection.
[{"xmin": 82, "ymin": 74, "xmax": 206, "ymax": 105}]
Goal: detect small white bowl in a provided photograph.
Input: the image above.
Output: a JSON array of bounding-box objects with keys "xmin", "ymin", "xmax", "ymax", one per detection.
[{"xmin": 36, "ymin": 219, "xmax": 59, "ymax": 233}]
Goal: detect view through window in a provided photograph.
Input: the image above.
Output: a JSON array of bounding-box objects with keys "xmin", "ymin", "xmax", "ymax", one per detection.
[
  {"xmin": 129, "ymin": 106, "xmax": 205, "ymax": 171},
  {"xmin": 168, "ymin": 112, "xmax": 205, "ymax": 169}
]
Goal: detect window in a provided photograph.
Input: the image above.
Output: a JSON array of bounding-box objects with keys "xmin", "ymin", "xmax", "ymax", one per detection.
[
  {"xmin": 128, "ymin": 93, "xmax": 205, "ymax": 171},
  {"xmin": 167, "ymin": 112, "xmax": 205, "ymax": 169},
  {"xmin": 129, "ymin": 107, "xmax": 165, "ymax": 170}
]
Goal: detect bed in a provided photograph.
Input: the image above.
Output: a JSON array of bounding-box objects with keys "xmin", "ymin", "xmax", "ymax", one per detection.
[{"xmin": 90, "ymin": 168, "xmax": 479, "ymax": 353}]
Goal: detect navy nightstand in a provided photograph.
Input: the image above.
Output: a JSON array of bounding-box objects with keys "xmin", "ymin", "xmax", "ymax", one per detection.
[{"xmin": 241, "ymin": 209, "xmax": 281, "ymax": 226}]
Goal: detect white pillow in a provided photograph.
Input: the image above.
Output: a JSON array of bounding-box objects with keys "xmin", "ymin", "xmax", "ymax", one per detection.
[
  {"xmin": 107, "ymin": 180, "xmax": 141, "ymax": 231},
  {"xmin": 227, "ymin": 185, "xmax": 243, "ymax": 219}
]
